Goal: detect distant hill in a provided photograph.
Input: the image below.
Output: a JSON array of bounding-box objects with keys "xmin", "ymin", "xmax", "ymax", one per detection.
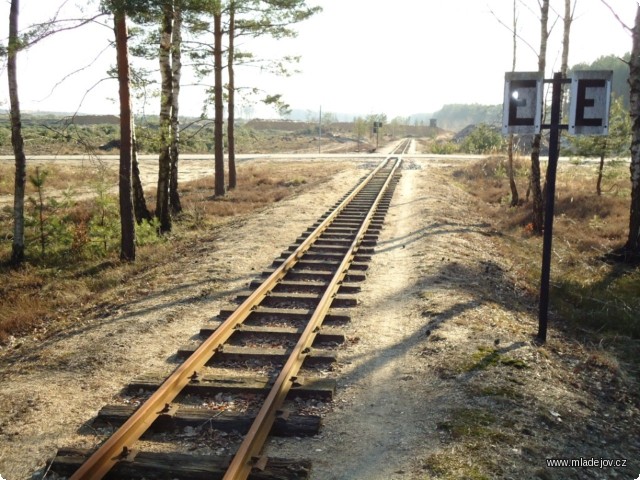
[
  {"xmin": 284, "ymin": 109, "xmax": 365, "ymax": 122},
  {"xmin": 0, "ymin": 112, "xmax": 120, "ymax": 125},
  {"xmin": 410, "ymin": 104, "xmax": 502, "ymax": 132}
]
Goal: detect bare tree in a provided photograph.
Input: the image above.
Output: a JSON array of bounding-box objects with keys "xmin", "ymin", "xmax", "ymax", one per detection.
[
  {"xmin": 561, "ymin": 0, "xmax": 576, "ymax": 77},
  {"xmin": 8, "ymin": 0, "xmax": 27, "ymax": 266},
  {"xmin": 529, "ymin": 0, "xmax": 550, "ymax": 234},
  {"xmin": 507, "ymin": 0, "xmax": 519, "ymax": 207},
  {"xmin": 600, "ymin": 1, "xmax": 640, "ymax": 259}
]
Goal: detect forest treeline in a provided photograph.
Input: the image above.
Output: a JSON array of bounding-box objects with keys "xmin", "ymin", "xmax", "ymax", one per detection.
[
  {"xmin": 3, "ymin": 1, "xmax": 640, "ymax": 275},
  {"xmin": 4, "ymin": 0, "xmax": 323, "ymax": 263}
]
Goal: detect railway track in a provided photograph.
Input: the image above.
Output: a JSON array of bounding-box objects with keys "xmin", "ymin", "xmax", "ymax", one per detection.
[{"xmin": 47, "ymin": 139, "xmax": 410, "ymax": 479}]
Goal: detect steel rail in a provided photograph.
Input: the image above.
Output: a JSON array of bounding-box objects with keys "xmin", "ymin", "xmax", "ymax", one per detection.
[
  {"xmin": 396, "ymin": 138, "xmax": 411, "ymax": 155},
  {"xmin": 69, "ymin": 158, "xmax": 395, "ymax": 479},
  {"xmin": 223, "ymin": 157, "xmax": 402, "ymax": 479}
]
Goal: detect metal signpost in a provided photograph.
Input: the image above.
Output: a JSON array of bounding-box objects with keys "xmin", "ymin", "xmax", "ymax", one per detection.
[
  {"xmin": 373, "ymin": 121, "xmax": 382, "ymax": 150},
  {"xmin": 502, "ymin": 70, "xmax": 612, "ymax": 343}
]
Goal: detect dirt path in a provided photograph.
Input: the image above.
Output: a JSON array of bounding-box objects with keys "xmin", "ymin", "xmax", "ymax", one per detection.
[
  {"xmin": 268, "ymin": 158, "xmax": 502, "ymax": 478},
  {"xmin": 1, "ymin": 153, "xmax": 638, "ymax": 480},
  {"xmin": 269, "ymin": 159, "xmax": 450, "ymax": 479}
]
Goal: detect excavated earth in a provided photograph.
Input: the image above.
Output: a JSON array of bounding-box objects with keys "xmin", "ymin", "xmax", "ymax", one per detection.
[{"xmin": 0, "ymin": 144, "xmax": 638, "ymax": 480}]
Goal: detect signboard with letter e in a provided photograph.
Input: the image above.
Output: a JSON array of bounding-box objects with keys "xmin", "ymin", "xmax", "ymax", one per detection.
[
  {"xmin": 569, "ymin": 70, "xmax": 612, "ymax": 136},
  {"xmin": 502, "ymin": 72, "xmax": 543, "ymax": 134}
]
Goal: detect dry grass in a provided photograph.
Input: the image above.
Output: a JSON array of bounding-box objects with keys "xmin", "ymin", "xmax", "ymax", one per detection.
[
  {"xmin": 0, "ymin": 161, "xmax": 345, "ymax": 344},
  {"xmin": 178, "ymin": 163, "xmax": 319, "ymax": 225},
  {"xmin": 0, "ymin": 161, "xmax": 105, "ymax": 197},
  {"xmin": 452, "ymin": 155, "xmax": 640, "ymax": 343}
]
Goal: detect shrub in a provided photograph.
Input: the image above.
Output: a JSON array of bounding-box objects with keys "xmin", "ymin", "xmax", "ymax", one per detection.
[{"xmin": 460, "ymin": 124, "xmax": 504, "ymax": 154}]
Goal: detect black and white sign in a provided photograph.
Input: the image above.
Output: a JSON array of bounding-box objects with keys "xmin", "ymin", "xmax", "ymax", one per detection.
[
  {"xmin": 568, "ymin": 70, "xmax": 613, "ymax": 136},
  {"xmin": 502, "ymin": 72, "xmax": 543, "ymax": 135},
  {"xmin": 502, "ymin": 70, "xmax": 612, "ymax": 137}
]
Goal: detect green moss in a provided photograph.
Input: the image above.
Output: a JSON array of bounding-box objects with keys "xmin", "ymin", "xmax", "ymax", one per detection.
[
  {"xmin": 463, "ymin": 346, "xmax": 529, "ymax": 372},
  {"xmin": 437, "ymin": 408, "xmax": 497, "ymax": 440},
  {"xmin": 478, "ymin": 385, "xmax": 524, "ymax": 400}
]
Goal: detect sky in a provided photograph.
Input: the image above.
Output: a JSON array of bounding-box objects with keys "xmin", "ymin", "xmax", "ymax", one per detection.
[{"xmin": 0, "ymin": 0, "xmax": 637, "ymax": 121}]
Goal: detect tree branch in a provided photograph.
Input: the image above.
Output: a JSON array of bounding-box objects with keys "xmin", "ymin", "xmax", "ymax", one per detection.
[
  {"xmin": 38, "ymin": 42, "xmax": 113, "ymax": 101},
  {"xmin": 599, "ymin": 0, "xmax": 632, "ymax": 31},
  {"xmin": 71, "ymin": 77, "xmax": 113, "ymax": 119},
  {"xmin": 487, "ymin": 4, "xmax": 539, "ymax": 57},
  {"xmin": 20, "ymin": 13, "xmax": 109, "ymax": 49}
]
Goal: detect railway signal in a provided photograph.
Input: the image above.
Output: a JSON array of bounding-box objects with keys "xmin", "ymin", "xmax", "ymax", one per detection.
[
  {"xmin": 502, "ymin": 70, "xmax": 612, "ymax": 343},
  {"xmin": 373, "ymin": 121, "xmax": 383, "ymax": 149}
]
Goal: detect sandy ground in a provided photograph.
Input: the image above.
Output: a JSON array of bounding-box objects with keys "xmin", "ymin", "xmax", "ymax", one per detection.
[
  {"xmin": 1, "ymin": 143, "xmax": 638, "ymax": 479},
  {"xmin": 268, "ymin": 154, "xmax": 501, "ymax": 478}
]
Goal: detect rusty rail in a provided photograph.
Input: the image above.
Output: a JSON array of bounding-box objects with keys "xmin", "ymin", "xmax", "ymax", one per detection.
[
  {"xmin": 69, "ymin": 156, "xmax": 400, "ymax": 479},
  {"xmin": 223, "ymin": 157, "xmax": 402, "ymax": 479}
]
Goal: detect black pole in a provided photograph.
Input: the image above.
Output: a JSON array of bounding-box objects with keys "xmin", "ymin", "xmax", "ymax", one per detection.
[{"xmin": 537, "ymin": 72, "xmax": 564, "ymax": 343}]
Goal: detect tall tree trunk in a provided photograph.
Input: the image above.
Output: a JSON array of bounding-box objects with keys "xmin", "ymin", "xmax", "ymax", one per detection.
[
  {"xmin": 8, "ymin": 0, "xmax": 26, "ymax": 266},
  {"xmin": 626, "ymin": 6, "xmax": 640, "ymax": 256},
  {"xmin": 214, "ymin": 6, "xmax": 225, "ymax": 197},
  {"xmin": 560, "ymin": 0, "xmax": 574, "ymax": 120},
  {"xmin": 170, "ymin": 0, "xmax": 183, "ymax": 214},
  {"xmin": 132, "ymin": 125, "xmax": 152, "ymax": 223},
  {"xmin": 507, "ymin": 0, "xmax": 519, "ymax": 207},
  {"xmin": 561, "ymin": 0, "xmax": 573, "ymax": 77},
  {"xmin": 227, "ymin": 0, "xmax": 237, "ymax": 190},
  {"xmin": 156, "ymin": 1, "xmax": 173, "ymax": 233},
  {"xmin": 530, "ymin": 0, "xmax": 549, "ymax": 234},
  {"xmin": 114, "ymin": 11, "xmax": 136, "ymax": 261},
  {"xmin": 508, "ymin": 136, "xmax": 519, "ymax": 206},
  {"xmin": 597, "ymin": 151, "xmax": 605, "ymax": 196}
]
